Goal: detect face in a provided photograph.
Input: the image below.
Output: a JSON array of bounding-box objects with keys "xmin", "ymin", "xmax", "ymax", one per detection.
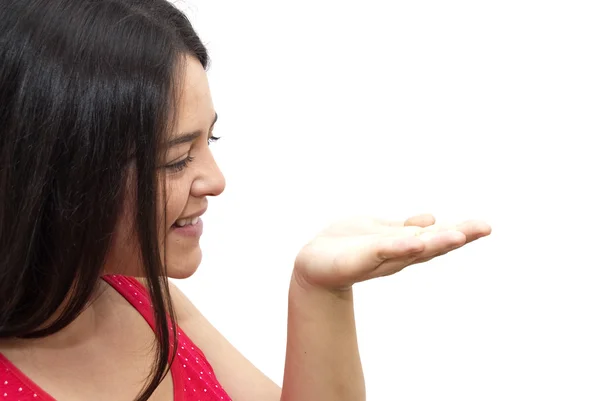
[{"xmin": 105, "ymin": 55, "xmax": 225, "ymax": 279}]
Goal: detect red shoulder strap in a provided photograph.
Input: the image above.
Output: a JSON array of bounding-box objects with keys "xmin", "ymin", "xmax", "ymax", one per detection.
[{"xmin": 101, "ymin": 275, "xmax": 157, "ymax": 330}]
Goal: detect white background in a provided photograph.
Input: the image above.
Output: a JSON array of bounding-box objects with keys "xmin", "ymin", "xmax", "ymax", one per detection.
[{"xmin": 172, "ymin": 1, "xmax": 600, "ymax": 399}]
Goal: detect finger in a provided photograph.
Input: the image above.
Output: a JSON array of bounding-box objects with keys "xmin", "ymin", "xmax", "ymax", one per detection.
[
  {"xmin": 418, "ymin": 230, "xmax": 466, "ymax": 250},
  {"xmin": 411, "ymin": 244, "xmax": 461, "ymax": 265},
  {"xmin": 412, "ymin": 224, "xmax": 489, "ymax": 264},
  {"xmin": 411, "ymin": 244, "xmax": 460, "ymax": 265},
  {"xmin": 332, "ymin": 234, "xmax": 426, "ymax": 278},
  {"xmin": 402, "ymin": 230, "xmax": 466, "ymax": 266},
  {"xmin": 374, "ymin": 214, "xmax": 436, "ymax": 228},
  {"xmin": 403, "ymin": 213, "xmax": 436, "ymax": 228},
  {"xmin": 386, "ymin": 222, "xmax": 491, "ymax": 268},
  {"xmin": 455, "ymin": 220, "xmax": 492, "ymax": 243},
  {"xmin": 392, "ymin": 224, "xmax": 452, "ymax": 238},
  {"xmin": 368, "ymin": 231, "xmax": 465, "ymax": 278},
  {"xmin": 360, "ymin": 236, "xmax": 425, "ymax": 279},
  {"xmin": 418, "ymin": 223, "xmax": 457, "ymax": 234},
  {"xmin": 417, "ymin": 220, "xmax": 492, "ymax": 243},
  {"xmin": 373, "ymin": 235, "xmax": 426, "ymax": 262}
]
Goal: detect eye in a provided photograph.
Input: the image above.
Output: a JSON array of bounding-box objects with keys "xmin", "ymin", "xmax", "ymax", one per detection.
[
  {"xmin": 163, "ymin": 135, "xmax": 219, "ymax": 172},
  {"xmin": 165, "ymin": 155, "xmax": 195, "ymax": 173}
]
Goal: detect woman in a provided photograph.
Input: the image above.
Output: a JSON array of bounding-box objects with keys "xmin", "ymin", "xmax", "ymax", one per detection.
[{"xmin": 0, "ymin": 1, "xmax": 491, "ymax": 400}]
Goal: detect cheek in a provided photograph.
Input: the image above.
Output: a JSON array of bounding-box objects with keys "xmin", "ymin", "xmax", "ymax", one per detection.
[
  {"xmin": 105, "ymin": 178, "xmax": 197, "ymax": 278},
  {"xmin": 104, "ymin": 200, "xmax": 142, "ymax": 276},
  {"xmin": 162, "ymin": 179, "xmax": 190, "ymax": 226},
  {"xmin": 163, "ymin": 181, "xmax": 202, "ymax": 279}
]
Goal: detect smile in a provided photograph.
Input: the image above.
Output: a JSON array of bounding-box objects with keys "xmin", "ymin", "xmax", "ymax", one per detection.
[{"xmin": 174, "ymin": 216, "xmax": 201, "ymax": 227}]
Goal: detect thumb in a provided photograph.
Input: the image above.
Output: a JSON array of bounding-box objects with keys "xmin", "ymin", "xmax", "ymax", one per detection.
[{"xmin": 404, "ymin": 213, "xmax": 436, "ymax": 227}]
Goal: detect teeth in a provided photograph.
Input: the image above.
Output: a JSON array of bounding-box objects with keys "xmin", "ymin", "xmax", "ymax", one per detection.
[{"xmin": 175, "ymin": 216, "xmax": 199, "ymax": 227}]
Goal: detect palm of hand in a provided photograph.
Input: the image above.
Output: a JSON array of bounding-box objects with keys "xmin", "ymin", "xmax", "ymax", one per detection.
[{"xmin": 294, "ymin": 214, "xmax": 492, "ymax": 290}]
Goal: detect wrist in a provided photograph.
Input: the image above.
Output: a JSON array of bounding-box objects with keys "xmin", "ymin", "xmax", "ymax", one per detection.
[{"xmin": 290, "ymin": 267, "xmax": 353, "ymax": 301}]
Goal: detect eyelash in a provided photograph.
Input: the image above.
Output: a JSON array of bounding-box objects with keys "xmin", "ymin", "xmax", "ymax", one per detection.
[
  {"xmin": 166, "ymin": 155, "xmax": 195, "ymax": 173},
  {"xmin": 165, "ymin": 135, "xmax": 220, "ymax": 172}
]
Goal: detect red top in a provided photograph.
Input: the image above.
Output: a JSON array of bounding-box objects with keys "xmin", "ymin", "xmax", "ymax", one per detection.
[{"xmin": 0, "ymin": 275, "xmax": 232, "ymax": 401}]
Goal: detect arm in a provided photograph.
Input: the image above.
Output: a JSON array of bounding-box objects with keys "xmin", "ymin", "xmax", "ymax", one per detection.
[
  {"xmin": 280, "ymin": 271, "xmax": 365, "ymax": 401},
  {"xmin": 168, "ymin": 281, "xmax": 282, "ymax": 401},
  {"xmin": 169, "ymin": 276, "xmax": 365, "ymax": 401},
  {"xmin": 166, "ymin": 215, "xmax": 489, "ymax": 401}
]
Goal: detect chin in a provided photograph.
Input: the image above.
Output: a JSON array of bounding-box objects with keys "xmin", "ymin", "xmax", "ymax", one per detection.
[{"xmin": 166, "ymin": 248, "xmax": 202, "ymax": 279}]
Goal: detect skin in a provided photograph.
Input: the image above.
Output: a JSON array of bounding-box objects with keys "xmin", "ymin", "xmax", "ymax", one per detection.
[
  {"xmin": 0, "ymin": 53, "xmax": 492, "ymax": 401},
  {"xmin": 104, "ymin": 54, "xmax": 225, "ymax": 279},
  {"xmin": 0, "ymin": 55, "xmax": 279, "ymax": 401},
  {"xmin": 281, "ymin": 215, "xmax": 490, "ymax": 401}
]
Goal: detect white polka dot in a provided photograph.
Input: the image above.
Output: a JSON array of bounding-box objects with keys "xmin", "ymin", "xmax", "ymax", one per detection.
[
  {"xmin": 18, "ymin": 387, "xmax": 22, "ymax": 392},
  {"xmin": 188, "ymin": 377, "xmax": 191, "ymax": 381},
  {"xmin": 204, "ymin": 389, "xmax": 207, "ymax": 392},
  {"xmin": 34, "ymin": 395, "xmax": 37, "ymax": 398},
  {"xmin": 183, "ymin": 364, "xmax": 186, "ymax": 367},
  {"xmin": 2, "ymin": 382, "xmax": 6, "ymax": 385}
]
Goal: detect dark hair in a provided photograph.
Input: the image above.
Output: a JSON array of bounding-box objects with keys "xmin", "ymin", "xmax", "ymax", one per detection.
[{"xmin": 0, "ymin": 0, "xmax": 209, "ymax": 399}]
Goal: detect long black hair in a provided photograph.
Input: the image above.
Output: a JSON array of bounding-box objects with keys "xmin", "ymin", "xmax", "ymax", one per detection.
[{"xmin": 0, "ymin": 0, "xmax": 209, "ymax": 399}]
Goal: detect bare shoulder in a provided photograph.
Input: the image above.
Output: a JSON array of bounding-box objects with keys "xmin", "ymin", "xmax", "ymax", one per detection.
[
  {"xmin": 167, "ymin": 280, "xmax": 203, "ymax": 323},
  {"xmin": 134, "ymin": 278, "xmax": 229, "ymax": 356},
  {"xmin": 133, "ymin": 277, "xmax": 200, "ymax": 323},
  {"xmin": 167, "ymin": 280, "xmax": 282, "ymax": 401}
]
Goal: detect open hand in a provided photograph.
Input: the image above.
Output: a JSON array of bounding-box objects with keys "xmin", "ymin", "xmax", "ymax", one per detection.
[{"xmin": 293, "ymin": 214, "xmax": 491, "ymax": 291}]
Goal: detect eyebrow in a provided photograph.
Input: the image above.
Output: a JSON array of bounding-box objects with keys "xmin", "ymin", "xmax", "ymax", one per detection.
[{"xmin": 167, "ymin": 112, "xmax": 218, "ymax": 148}]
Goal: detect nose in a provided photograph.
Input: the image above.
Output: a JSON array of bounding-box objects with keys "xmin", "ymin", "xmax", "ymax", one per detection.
[{"xmin": 190, "ymin": 149, "xmax": 226, "ymax": 198}]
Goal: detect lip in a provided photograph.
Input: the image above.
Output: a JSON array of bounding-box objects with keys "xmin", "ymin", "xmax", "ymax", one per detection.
[
  {"xmin": 176, "ymin": 206, "xmax": 208, "ymax": 222},
  {"xmin": 171, "ymin": 218, "xmax": 203, "ymax": 238},
  {"xmin": 170, "ymin": 205, "xmax": 207, "ymax": 238}
]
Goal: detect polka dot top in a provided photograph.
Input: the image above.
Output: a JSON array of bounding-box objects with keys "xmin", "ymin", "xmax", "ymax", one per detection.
[{"xmin": 0, "ymin": 275, "xmax": 232, "ymax": 401}]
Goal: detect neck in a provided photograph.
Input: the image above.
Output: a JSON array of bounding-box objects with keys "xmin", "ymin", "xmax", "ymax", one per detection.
[{"xmin": 1, "ymin": 279, "xmax": 113, "ymax": 351}]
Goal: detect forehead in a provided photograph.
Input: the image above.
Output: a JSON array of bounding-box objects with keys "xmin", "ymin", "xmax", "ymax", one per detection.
[{"xmin": 176, "ymin": 55, "xmax": 214, "ymax": 131}]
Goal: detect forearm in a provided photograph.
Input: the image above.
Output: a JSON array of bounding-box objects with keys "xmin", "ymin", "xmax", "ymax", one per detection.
[{"xmin": 280, "ymin": 271, "xmax": 366, "ymax": 401}]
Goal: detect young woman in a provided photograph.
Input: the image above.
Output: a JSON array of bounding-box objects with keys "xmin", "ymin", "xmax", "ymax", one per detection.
[{"xmin": 0, "ymin": 1, "xmax": 491, "ymax": 400}]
